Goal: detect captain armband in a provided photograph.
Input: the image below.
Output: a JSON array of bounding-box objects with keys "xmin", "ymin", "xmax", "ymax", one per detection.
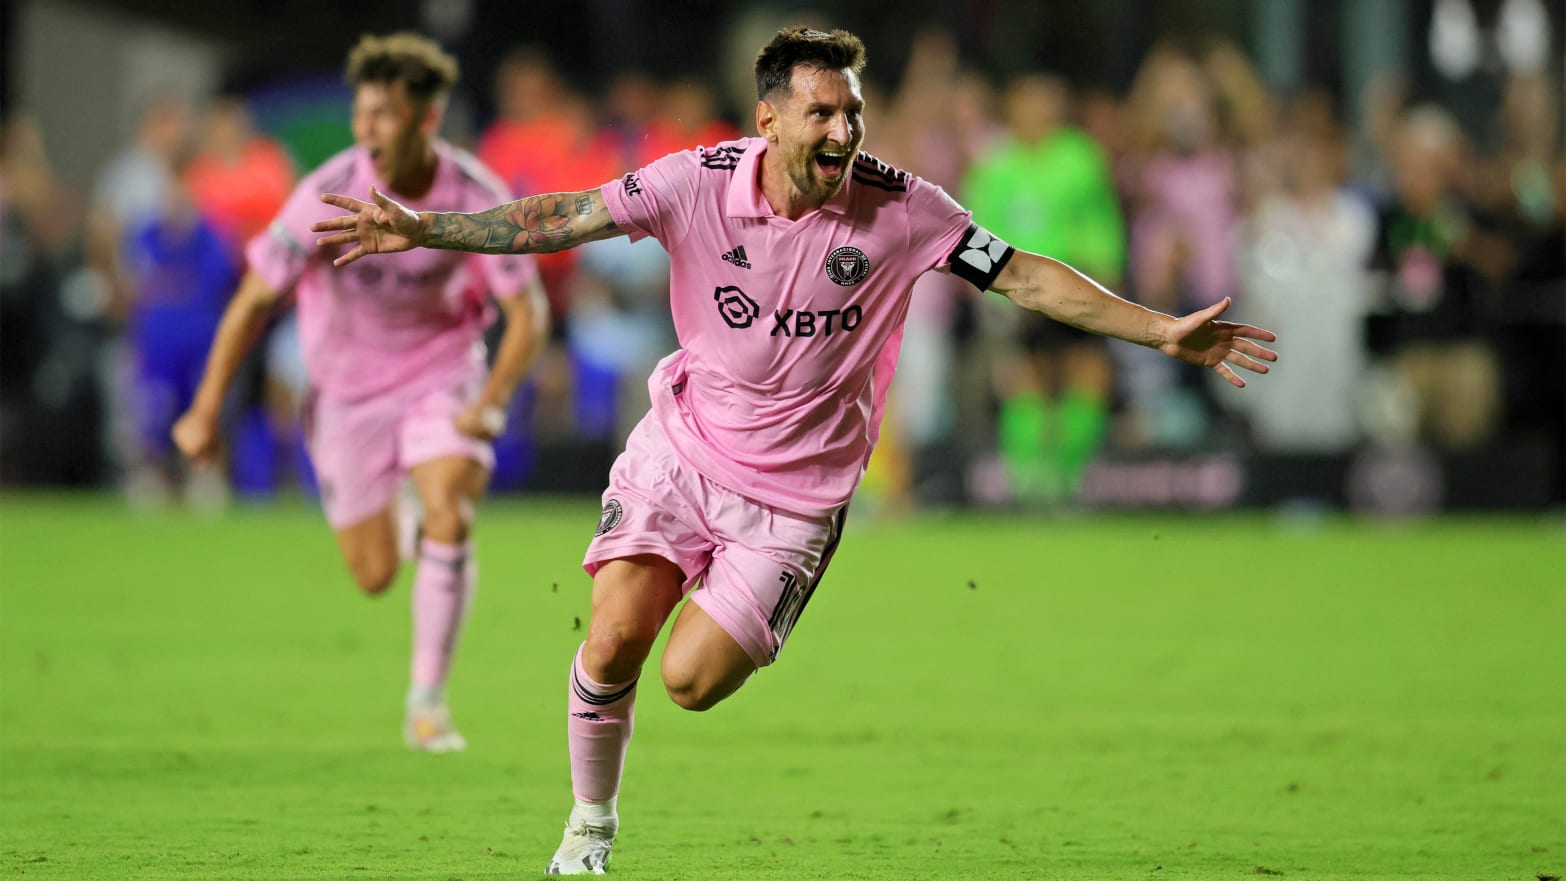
[{"xmin": 944, "ymin": 223, "xmax": 1015, "ymax": 291}]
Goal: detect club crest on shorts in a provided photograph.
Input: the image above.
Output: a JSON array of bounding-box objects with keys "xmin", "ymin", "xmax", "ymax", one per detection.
[
  {"xmin": 824, "ymin": 246, "xmax": 870, "ymax": 286},
  {"xmin": 595, "ymin": 499, "xmax": 624, "ymax": 536}
]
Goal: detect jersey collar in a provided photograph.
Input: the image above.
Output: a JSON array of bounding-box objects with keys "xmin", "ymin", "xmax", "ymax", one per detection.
[{"xmin": 726, "ymin": 137, "xmax": 852, "ymax": 220}]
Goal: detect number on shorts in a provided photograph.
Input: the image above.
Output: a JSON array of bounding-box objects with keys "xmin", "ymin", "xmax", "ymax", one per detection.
[{"xmin": 767, "ymin": 569, "xmax": 811, "ymax": 659}]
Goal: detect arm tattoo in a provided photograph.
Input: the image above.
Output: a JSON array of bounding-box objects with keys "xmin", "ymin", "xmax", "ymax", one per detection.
[{"xmin": 424, "ymin": 191, "xmax": 618, "ymax": 255}]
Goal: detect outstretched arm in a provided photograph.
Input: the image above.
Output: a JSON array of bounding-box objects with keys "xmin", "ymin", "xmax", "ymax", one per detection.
[
  {"xmin": 312, "ymin": 186, "xmax": 624, "ymax": 267},
  {"xmin": 989, "ymin": 250, "xmax": 1277, "ymax": 388}
]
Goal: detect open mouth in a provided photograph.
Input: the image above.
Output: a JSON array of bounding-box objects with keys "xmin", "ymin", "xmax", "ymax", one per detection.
[{"xmin": 815, "ymin": 149, "xmax": 848, "ymax": 179}]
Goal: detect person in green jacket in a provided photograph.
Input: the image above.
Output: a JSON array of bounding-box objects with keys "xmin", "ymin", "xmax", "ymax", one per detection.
[{"xmin": 963, "ymin": 72, "xmax": 1126, "ymax": 506}]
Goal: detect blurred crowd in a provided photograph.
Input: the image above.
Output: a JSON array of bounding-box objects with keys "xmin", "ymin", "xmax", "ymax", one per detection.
[{"xmin": 1, "ymin": 15, "xmax": 1561, "ymax": 513}]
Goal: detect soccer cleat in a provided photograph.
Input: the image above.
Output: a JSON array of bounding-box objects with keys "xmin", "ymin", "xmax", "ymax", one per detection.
[
  {"xmin": 546, "ymin": 812, "xmax": 618, "ymax": 875},
  {"xmin": 402, "ymin": 702, "xmax": 467, "ymax": 753}
]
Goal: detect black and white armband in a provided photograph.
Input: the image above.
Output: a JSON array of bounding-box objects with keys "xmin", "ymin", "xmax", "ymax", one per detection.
[{"xmin": 944, "ymin": 223, "xmax": 1016, "ymax": 292}]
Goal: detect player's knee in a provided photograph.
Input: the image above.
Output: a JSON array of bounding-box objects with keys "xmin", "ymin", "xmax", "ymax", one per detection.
[
  {"xmin": 661, "ymin": 670, "xmax": 722, "ymax": 712},
  {"xmin": 420, "ymin": 500, "xmax": 471, "ymax": 544},
  {"xmin": 582, "ymin": 625, "xmax": 656, "ymax": 681},
  {"xmin": 659, "ymin": 657, "xmax": 737, "ymax": 713}
]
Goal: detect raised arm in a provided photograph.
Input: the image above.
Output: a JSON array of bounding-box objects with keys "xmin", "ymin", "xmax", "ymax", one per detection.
[
  {"xmin": 989, "ymin": 250, "xmax": 1277, "ymax": 388},
  {"xmin": 312, "ymin": 186, "xmax": 624, "ymax": 267}
]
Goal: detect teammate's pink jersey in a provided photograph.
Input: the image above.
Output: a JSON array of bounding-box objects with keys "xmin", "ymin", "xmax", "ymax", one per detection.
[
  {"xmin": 247, "ymin": 142, "xmax": 538, "ymax": 401},
  {"xmin": 602, "ymin": 137, "xmax": 1008, "ymax": 515}
]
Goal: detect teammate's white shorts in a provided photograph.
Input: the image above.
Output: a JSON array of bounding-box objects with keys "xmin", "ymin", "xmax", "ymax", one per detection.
[{"xmin": 584, "ymin": 415, "xmax": 845, "ymax": 667}]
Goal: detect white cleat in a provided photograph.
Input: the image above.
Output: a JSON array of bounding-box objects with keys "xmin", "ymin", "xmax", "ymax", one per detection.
[
  {"xmin": 402, "ymin": 703, "xmax": 467, "ymax": 753},
  {"xmin": 546, "ymin": 812, "xmax": 617, "ymax": 875}
]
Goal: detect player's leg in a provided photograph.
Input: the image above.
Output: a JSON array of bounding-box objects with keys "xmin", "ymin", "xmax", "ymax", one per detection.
[
  {"xmin": 395, "ymin": 373, "xmax": 497, "ymax": 751},
  {"xmin": 127, "ymin": 334, "xmax": 182, "ymax": 510},
  {"xmin": 332, "ymin": 509, "xmax": 400, "ymax": 594},
  {"xmin": 574, "ymin": 554, "xmax": 685, "ymax": 787},
  {"xmin": 663, "ymin": 502, "xmax": 849, "ymax": 712},
  {"xmin": 550, "ymin": 553, "xmax": 685, "ymax": 876},
  {"xmin": 401, "ymin": 453, "xmax": 489, "ymax": 751},
  {"xmin": 659, "ymin": 601, "xmax": 757, "ymax": 711},
  {"xmin": 310, "ymin": 391, "xmax": 404, "ymax": 594},
  {"xmin": 552, "ymin": 415, "xmax": 713, "ymax": 874},
  {"xmin": 1058, "ymin": 337, "xmax": 1113, "ymax": 499}
]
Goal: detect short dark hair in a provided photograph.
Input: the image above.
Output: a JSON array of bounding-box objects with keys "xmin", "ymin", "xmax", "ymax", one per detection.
[
  {"xmin": 345, "ymin": 32, "xmax": 459, "ymax": 102},
  {"xmin": 754, "ymin": 27, "xmax": 867, "ymax": 101}
]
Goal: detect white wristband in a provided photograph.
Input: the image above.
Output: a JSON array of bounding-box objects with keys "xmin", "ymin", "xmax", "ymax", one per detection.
[{"xmin": 479, "ymin": 405, "xmax": 507, "ymax": 435}]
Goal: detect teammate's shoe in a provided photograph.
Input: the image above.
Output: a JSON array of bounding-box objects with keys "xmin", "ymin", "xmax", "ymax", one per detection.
[
  {"xmin": 402, "ymin": 702, "xmax": 467, "ymax": 753},
  {"xmin": 546, "ymin": 809, "xmax": 618, "ymax": 875}
]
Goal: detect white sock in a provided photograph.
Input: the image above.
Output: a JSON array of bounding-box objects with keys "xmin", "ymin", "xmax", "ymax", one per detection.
[
  {"xmin": 574, "ymin": 796, "xmax": 617, "ymax": 821},
  {"xmin": 406, "ymin": 684, "xmax": 444, "ymax": 708}
]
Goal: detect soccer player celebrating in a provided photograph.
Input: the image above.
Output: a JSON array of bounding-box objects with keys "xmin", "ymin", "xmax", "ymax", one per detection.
[
  {"xmin": 312, "ymin": 27, "xmax": 1276, "ymax": 871},
  {"xmin": 173, "ymin": 33, "xmax": 549, "ymax": 752}
]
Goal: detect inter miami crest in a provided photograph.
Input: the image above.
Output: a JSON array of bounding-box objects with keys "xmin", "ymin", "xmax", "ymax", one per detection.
[
  {"xmin": 596, "ymin": 499, "xmax": 623, "ymax": 536},
  {"xmin": 824, "ymin": 246, "xmax": 870, "ymax": 286}
]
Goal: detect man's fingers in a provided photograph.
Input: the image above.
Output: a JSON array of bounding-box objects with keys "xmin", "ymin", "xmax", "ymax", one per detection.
[
  {"xmin": 333, "ymin": 246, "xmax": 366, "ymax": 267},
  {"xmin": 1225, "ymin": 350, "xmax": 1270, "ymax": 374},
  {"xmin": 1214, "ymin": 362, "xmax": 1245, "ymax": 388},
  {"xmin": 310, "ymin": 215, "xmax": 359, "ymax": 233},
  {"xmin": 315, "ymin": 230, "xmax": 360, "ymax": 247},
  {"xmin": 1232, "ymin": 338, "xmax": 1279, "ymax": 362},
  {"xmin": 1227, "ymin": 322, "xmax": 1278, "ymax": 343},
  {"xmin": 1193, "ymin": 296, "xmax": 1232, "ymax": 324},
  {"xmin": 320, "ymin": 192, "xmax": 366, "ymax": 211}
]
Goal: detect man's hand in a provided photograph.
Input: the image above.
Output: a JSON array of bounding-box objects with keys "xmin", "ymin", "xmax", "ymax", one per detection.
[
  {"xmin": 454, "ymin": 403, "xmax": 507, "ymax": 441},
  {"xmin": 1160, "ymin": 297, "xmax": 1278, "ymax": 388},
  {"xmin": 172, "ymin": 409, "xmax": 222, "ymax": 466},
  {"xmin": 312, "ymin": 186, "xmax": 424, "ymax": 267}
]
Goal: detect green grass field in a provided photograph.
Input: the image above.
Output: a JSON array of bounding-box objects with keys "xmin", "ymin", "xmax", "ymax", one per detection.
[{"xmin": 1, "ymin": 494, "xmax": 1562, "ymax": 880}]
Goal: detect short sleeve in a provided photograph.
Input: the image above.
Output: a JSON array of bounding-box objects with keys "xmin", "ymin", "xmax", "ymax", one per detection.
[
  {"xmin": 907, "ymin": 177, "xmax": 1015, "ymax": 292},
  {"xmin": 244, "ymin": 178, "xmax": 328, "ymax": 295},
  {"xmin": 599, "ymin": 149, "xmax": 700, "ymax": 249}
]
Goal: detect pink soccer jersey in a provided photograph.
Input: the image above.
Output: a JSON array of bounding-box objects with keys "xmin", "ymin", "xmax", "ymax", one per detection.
[
  {"xmin": 246, "ymin": 141, "xmax": 538, "ymax": 401},
  {"xmin": 601, "ymin": 137, "xmax": 1013, "ymax": 515}
]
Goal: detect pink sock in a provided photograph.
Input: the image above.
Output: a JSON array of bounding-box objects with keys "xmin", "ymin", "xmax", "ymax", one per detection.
[
  {"xmin": 568, "ymin": 643, "xmax": 637, "ymax": 803},
  {"xmin": 409, "ymin": 537, "xmax": 475, "ymax": 695}
]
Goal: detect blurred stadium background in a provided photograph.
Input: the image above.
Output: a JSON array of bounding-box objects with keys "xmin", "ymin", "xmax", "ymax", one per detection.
[{"xmin": 2, "ymin": 0, "xmax": 1561, "ymax": 514}]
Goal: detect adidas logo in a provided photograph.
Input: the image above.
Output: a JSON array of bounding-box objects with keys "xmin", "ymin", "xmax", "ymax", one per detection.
[{"xmin": 720, "ymin": 245, "xmax": 751, "ymax": 269}]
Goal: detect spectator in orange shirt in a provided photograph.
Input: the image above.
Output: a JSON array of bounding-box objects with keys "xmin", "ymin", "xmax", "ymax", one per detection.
[{"xmin": 183, "ymin": 95, "xmax": 296, "ymax": 267}]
